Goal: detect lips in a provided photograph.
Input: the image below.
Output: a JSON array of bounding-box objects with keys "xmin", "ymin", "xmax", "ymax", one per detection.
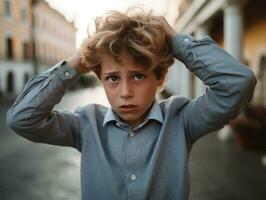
[{"xmin": 119, "ymin": 104, "xmax": 137, "ymax": 112}]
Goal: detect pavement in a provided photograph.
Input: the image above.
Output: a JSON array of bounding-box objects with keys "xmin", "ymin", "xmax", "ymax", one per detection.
[
  {"xmin": 0, "ymin": 87, "xmax": 266, "ymax": 200},
  {"xmin": 189, "ymin": 132, "xmax": 266, "ymax": 200}
]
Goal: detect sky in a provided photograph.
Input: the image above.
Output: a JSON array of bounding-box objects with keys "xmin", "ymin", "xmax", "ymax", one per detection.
[{"xmin": 45, "ymin": 0, "xmax": 178, "ymax": 48}]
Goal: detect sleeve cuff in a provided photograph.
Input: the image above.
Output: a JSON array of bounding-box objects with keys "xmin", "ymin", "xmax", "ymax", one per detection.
[
  {"xmin": 51, "ymin": 60, "xmax": 80, "ymax": 88},
  {"xmin": 171, "ymin": 34, "xmax": 194, "ymax": 60}
]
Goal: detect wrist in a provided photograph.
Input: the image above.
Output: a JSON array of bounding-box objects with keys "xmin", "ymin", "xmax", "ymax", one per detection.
[
  {"xmin": 67, "ymin": 51, "xmax": 84, "ymax": 75},
  {"xmin": 168, "ymin": 30, "xmax": 177, "ymax": 39}
]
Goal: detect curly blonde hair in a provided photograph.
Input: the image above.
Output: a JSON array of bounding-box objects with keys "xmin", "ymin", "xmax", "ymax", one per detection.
[{"xmin": 81, "ymin": 8, "xmax": 174, "ymax": 79}]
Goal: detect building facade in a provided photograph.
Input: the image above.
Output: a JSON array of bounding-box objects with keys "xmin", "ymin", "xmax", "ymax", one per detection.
[
  {"xmin": 0, "ymin": 0, "xmax": 33, "ymax": 98},
  {"xmin": 165, "ymin": 0, "xmax": 266, "ymax": 106},
  {"xmin": 0, "ymin": 0, "xmax": 76, "ymax": 98},
  {"xmin": 33, "ymin": 0, "xmax": 76, "ymax": 72}
]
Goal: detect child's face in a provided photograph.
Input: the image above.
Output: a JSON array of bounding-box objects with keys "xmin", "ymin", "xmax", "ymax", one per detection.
[{"xmin": 100, "ymin": 51, "xmax": 165, "ymax": 127}]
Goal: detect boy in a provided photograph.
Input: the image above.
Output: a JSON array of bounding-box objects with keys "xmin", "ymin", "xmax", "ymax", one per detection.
[{"xmin": 7, "ymin": 9, "xmax": 256, "ymax": 200}]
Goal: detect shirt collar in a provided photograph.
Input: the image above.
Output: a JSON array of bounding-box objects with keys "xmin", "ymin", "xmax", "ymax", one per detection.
[{"xmin": 103, "ymin": 100, "xmax": 163, "ymax": 128}]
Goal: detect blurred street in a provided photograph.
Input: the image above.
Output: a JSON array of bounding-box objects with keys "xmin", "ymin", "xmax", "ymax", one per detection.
[
  {"xmin": 0, "ymin": 87, "xmax": 109, "ymax": 200},
  {"xmin": 0, "ymin": 87, "xmax": 266, "ymax": 200}
]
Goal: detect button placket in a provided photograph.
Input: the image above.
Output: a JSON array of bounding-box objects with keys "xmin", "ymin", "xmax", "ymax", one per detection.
[
  {"xmin": 184, "ymin": 38, "xmax": 189, "ymax": 43},
  {"xmin": 64, "ymin": 71, "xmax": 70, "ymax": 77},
  {"xmin": 126, "ymin": 126, "xmax": 143, "ymax": 198},
  {"xmin": 130, "ymin": 174, "xmax": 136, "ymax": 181},
  {"xmin": 129, "ymin": 131, "xmax": 134, "ymax": 137}
]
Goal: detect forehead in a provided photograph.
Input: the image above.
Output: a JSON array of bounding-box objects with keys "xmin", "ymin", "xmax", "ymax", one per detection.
[{"xmin": 101, "ymin": 51, "xmax": 148, "ymax": 73}]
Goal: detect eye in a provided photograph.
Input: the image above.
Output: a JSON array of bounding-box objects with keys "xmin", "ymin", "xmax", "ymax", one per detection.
[
  {"xmin": 105, "ymin": 75, "xmax": 119, "ymax": 82},
  {"xmin": 133, "ymin": 73, "xmax": 145, "ymax": 81}
]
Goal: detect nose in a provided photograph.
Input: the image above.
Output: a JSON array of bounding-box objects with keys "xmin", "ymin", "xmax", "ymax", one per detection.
[{"xmin": 120, "ymin": 80, "xmax": 133, "ymax": 99}]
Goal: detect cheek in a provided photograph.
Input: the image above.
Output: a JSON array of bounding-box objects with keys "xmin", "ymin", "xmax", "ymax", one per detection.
[
  {"xmin": 136, "ymin": 86, "xmax": 157, "ymax": 104},
  {"xmin": 142, "ymin": 82, "xmax": 158, "ymax": 94},
  {"xmin": 103, "ymin": 85, "xmax": 117, "ymax": 103}
]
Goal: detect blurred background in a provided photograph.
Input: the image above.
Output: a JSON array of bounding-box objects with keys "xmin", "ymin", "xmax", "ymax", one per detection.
[{"xmin": 0, "ymin": 0, "xmax": 266, "ymax": 199}]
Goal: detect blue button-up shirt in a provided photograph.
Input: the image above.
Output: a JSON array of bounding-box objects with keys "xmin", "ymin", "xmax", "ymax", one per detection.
[{"xmin": 7, "ymin": 34, "xmax": 256, "ymax": 200}]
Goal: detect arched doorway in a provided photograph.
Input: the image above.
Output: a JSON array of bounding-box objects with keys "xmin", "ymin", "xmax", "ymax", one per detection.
[
  {"xmin": 6, "ymin": 37, "xmax": 14, "ymax": 59},
  {"xmin": 24, "ymin": 73, "xmax": 29, "ymax": 85},
  {"xmin": 0, "ymin": 76, "xmax": 2, "ymax": 98},
  {"xmin": 7, "ymin": 71, "xmax": 14, "ymax": 93},
  {"xmin": 258, "ymin": 56, "xmax": 266, "ymax": 106}
]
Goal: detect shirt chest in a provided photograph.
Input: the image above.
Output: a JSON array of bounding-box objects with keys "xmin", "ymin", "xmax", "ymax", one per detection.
[
  {"xmin": 79, "ymin": 118, "xmax": 190, "ymax": 200},
  {"xmin": 98, "ymin": 122, "xmax": 162, "ymax": 169}
]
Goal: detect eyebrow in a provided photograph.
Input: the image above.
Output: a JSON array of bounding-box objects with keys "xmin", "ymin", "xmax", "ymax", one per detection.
[
  {"xmin": 129, "ymin": 70, "xmax": 146, "ymax": 73},
  {"xmin": 102, "ymin": 72, "xmax": 119, "ymax": 76},
  {"xmin": 102, "ymin": 70, "xmax": 147, "ymax": 76}
]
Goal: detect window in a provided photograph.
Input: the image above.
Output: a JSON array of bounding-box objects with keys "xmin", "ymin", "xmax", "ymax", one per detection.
[
  {"xmin": 259, "ymin": 56, "xmax": 266, "ymax": 106},
  {"xmin": 22, "ymin": 42, "xmax": 29, "ymax": 60},
  {"xmin": 4, "ymin": 0, "xmax": 11, "ymax": 18},
  {"xmin": 5, "ymin": 37, "xmax": 13, "ymax": 59},
  {"xmin": 20, "ymin": 7, "xmax": 26, "ymax": 22},
  {"xmin": 7, "ymin": 71, "xmax": 14, "ymax": 93}
]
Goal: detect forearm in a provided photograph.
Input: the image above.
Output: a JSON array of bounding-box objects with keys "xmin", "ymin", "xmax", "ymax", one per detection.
[
  {"xmin": 171, "ymin": 34, "xmax": 257, "ymax": 141},
  {"xmin": 7, "ymin": 42, "xmax": 93, "ymax": 146},
  {"xmin": 7, "ymin": 61, "xmax": 79, "ymax": 135},
  {"xmin": 172, "ymin": 34, "xmax": 256, "ymax": 107}
]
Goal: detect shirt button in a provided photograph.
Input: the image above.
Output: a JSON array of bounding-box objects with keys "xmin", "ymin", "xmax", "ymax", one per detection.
[
  {"xmin": 130, "ymin": 174, "xmax": 137, "ymax": 181},
  {"xmin": 184, "ymin": 38, "xmax": 189, "ymax": 43},
  {"xmin": 64, "ymin": 71, "xmax": 70, "ymax": 77},
  {"xmin": 129, "ymin": 132, "xmax": 134, "ymax": 137}
]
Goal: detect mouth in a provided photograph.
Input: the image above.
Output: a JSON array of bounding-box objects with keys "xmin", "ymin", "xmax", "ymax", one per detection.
[{"xmin": 118, "ymin": 104, "xmax": 137, "ymax": 113}]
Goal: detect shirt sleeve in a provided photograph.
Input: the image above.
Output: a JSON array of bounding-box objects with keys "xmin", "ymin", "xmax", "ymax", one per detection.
[
  {"xmin": 172, "ymin": 34, "xmax": 257, "ymax": 143},
  {"xmin": 6, "ymin": 61, "xmax": 82, "ymax": 150}
]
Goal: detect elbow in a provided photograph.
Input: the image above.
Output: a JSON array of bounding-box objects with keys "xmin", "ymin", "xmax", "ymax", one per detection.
[
  {"xmin": 225, "ymin": 66, "xmax": 257, "ymax": 99},
  {"xmin": 241, "ymin": 67, "xmax": 257, "ymax": 97},
  {"xmin": 6, "ymin": 109, "xmax": 21, "ymax": 133},
  {"xmin": 232, "ymin": 67, "xmax": 257, "ymax": 106},
  {"xmin": 6, "ymin": 108, "xmax": 31, "ymax": 135},
  {"xmin": 6, "ymin": 109, "xmax": 41, "ymax": 142},
  {"xmin": 244, "ymin": 67, "xmax": 257, "ymax": 88},
  {"xmin": 222, "ymin": 67, "xmax": 257, "ymax": 114}
]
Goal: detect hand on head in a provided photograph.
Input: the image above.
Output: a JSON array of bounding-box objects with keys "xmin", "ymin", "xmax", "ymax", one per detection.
[
  {"xmin": 152, "ymin": 16, "xmax": 177, "ymax": 39},
  {"xmin": 67, "ymin": 38, "xmax": 94, "ymax": 75}
]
